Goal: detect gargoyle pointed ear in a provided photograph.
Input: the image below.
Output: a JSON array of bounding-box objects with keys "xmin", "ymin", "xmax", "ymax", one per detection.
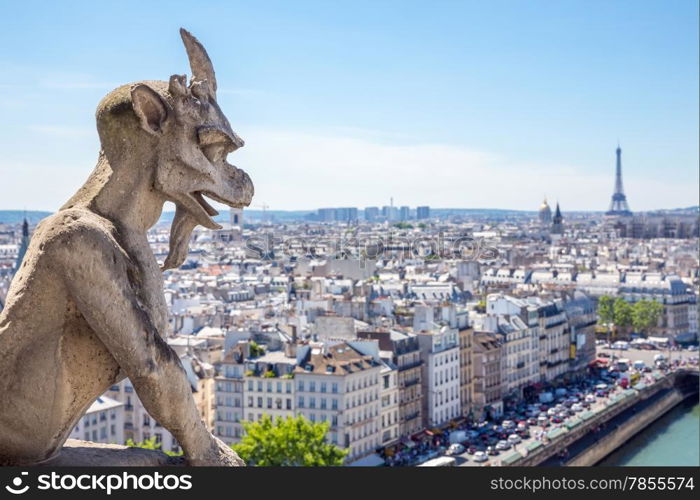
[
  {"xmin": 180, "ymin": 28, "xmax": 217, "ymax": 97},
  {"xmin": 131, "ymin": 84, "xmax": 169, "ymax": 135}
]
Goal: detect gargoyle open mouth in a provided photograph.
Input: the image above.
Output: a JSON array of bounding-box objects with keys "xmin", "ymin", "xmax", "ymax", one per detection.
[{"xmin": 192, "ymin": 191, "xmax": 220, "ymax": 217}]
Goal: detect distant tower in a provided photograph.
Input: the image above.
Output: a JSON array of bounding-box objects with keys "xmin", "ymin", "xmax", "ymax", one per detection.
[
  {"xmin": 606, "ymin": 144, "xmax": 632, "ymax": 216},
  {"xmin": 551, "ymin": 202, "xmax": 563, "ymax": 235},
  {"xmin": 538, "ymin": 197, "xmax": 552, "ymax": 225},
  {"xmin": 230, "ymin": 208, "xmax": 243, "ymax": 227},
  {"xmin": 15, "ymin": 218, "xmax": 30, "ymax": 271},
  {"xmin": 230, "ymin": 208, "xmax": 243, "ymax": 242}
]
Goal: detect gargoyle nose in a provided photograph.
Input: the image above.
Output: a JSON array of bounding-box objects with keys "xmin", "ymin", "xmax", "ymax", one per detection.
[{"xmin": 230, "ymin": 131, "xmax": 245, "ymax": 151}]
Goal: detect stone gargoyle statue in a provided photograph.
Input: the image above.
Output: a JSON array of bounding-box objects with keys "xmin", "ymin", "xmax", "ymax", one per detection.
[{"xmin": 0, "ymin": 28, "xmax": 253, "ymax": 466}]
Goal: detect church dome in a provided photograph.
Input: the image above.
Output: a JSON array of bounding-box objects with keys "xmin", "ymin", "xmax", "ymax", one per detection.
[{"xmin": 538, "ymin": 198, "xmax": 552, "ymax": 224}]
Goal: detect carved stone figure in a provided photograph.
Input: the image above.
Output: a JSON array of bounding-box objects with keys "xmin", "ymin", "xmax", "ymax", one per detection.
[{"xmin": 0, "ymin": 29, "xmax": 253, "ymax": 466}]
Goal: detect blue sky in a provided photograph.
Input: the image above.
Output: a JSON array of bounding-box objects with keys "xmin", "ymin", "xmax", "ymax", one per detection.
[{"xmin": 0, "ymin": 0, "xmax": 697, "ymax": 211}]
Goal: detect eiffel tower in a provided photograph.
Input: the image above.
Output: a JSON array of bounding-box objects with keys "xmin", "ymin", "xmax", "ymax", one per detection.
[{"xmin": 606, "ymin": 144, "xmax": 632, "ymax": 216}]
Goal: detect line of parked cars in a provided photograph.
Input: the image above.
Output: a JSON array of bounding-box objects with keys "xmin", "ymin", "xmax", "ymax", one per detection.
[{"xmin": 440, "ymin": 375, "xmax": 629, "ymax": 464}]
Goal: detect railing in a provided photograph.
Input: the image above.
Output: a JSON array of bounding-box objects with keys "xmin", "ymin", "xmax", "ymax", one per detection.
[
  {"xmin": 399, "ymin": 360, "xmax": 423, "ymax": 371},
  {"xmin": 402, "ymin": 378, "xmax": 420, "ymax": 388},
  {"xmin": 402, "ymin": 412, "xmax": 420, "ymax": 422}
]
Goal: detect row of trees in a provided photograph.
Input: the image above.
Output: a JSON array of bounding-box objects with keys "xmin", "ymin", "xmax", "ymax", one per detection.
[
  {"xmin": 127, "ymin": 415, "xmax": 347, "ymax": 466},
  {"xmin": 597, "ymin": 296, "xmax": 664, "ymax": 339}
]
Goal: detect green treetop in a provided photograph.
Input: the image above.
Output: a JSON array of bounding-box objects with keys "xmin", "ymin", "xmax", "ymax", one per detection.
[{"xmin": 232, "ymin": 415, "xmax": 347, "ymax": 466}]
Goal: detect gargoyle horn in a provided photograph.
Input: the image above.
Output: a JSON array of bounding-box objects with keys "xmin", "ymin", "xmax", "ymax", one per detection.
[{"xmin": 180, "ymin": 27, "xmax": 217, "ymax": 96}]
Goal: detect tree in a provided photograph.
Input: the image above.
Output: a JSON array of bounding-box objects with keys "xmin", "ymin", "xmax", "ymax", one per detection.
[
  {"xmin": 632, "ymin": 300, "xmax": 663, "ymax": 335},
  {"xmin": 249, "ymin": 340, "xmax": 265, "ymax": 358},
  {"xmin": 612, "ymin": 297, "xmax": 633, "ymax": 337},
  {"xmin": 597, "ymin": 295, "xmax": 615, "ymax": 343},
  {"xmin": 232, "ymin": 415, "xmax": 347, "ymax": 466},
  {"xmin": 126, "ymin": 437, "xmax": 182, "ymax": 457},
  {"xmin": 597, "ymin": 295, "xmax": 615, "ymax": 326}
]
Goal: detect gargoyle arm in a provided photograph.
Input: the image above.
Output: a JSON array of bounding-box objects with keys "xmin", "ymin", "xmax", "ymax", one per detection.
[{"xmin": 55, "ymin": 227, "xmax": 213, "ymax": 460}]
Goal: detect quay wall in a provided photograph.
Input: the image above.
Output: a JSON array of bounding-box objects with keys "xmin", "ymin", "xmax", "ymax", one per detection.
[
  {"xmin": 512, "ymin": 370, "xmax": 698, "ymax": 467},
  {"xmin": 566, "ymin": 388, "xmax": 686, "ymax": 466}
]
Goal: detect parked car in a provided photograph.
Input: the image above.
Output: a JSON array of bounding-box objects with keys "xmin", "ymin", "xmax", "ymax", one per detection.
[
  {"xmin": 447, "ymin": 443, "xmax": 465, "ymax": 456},
  {"xmin": 495, "ymin": 440, "xmax": 511, "ymax": 451},
  {"xmin": 572, "ymin": 403, "xmax": 583, "ymax": 412},
  {"xmin": 487, "ymin": 446, "xmax": 500, "ymax": 456},
  {"xmin": 502, "ymin": 420, "xmax": 515, "ymax": 430},
  {"xmin": 508, "ymin": 434, "xmax": 521, "ymax": 445},
  {"xmin": 473, "ymin": 451, "xmax": 488, "ymax": 462}
]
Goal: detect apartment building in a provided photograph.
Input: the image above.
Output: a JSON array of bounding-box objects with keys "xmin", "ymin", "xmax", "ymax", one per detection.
[
  {"xmin": 357, "ymin": 330, "xmax": 423, "ymax": 437},
  {"xmin": 472, "ymin": 332, "xmax": 503, "ymax": 419},
  {"xmin": 70, "ymin": 396, "xmax": 124, "ymax": 445},
  {"xmin": 416, "ymin": 325, "xmax": 461, "ymax": 428},
  {"xmin": 295, "ymin": 342, "xmax": 382, "ymax": 462},
  {"xmin": 379, "ymin": 361, "xmax": 400, "ymax": 446},
  {"xmin": 106, "ymin": 353, "xmax": 215, "ymax": 454},
  {"xmin": 528, "ymin": 297, "xmax": 569, "ymax": 381},
  {"xmin": 214, "ymin": 343, "xmax": 246, "ymax": 444},
  {"xmin": 458, "ymin": 326, "xmax": 473, "ymax": 417},
  {"xmin": 483, "ymin": 294, "xmax": 540, "ymax": 398}
]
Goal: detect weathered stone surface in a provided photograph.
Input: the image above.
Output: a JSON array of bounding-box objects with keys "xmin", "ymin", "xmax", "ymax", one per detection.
[
  {"xmin": 0, "ymin": 29, "xmax": 252, "ymax": 466},
  {"xmin": 42, "ymin": 440, "xmax": 185, "ymax": 467}
]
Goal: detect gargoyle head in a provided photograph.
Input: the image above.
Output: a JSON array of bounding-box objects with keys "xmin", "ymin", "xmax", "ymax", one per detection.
[{"xmin": 95, "ymin": 28, "xmax": 253, "ymax": 270}]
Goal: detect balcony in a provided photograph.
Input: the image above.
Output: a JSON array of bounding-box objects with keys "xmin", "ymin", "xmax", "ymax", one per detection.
[
  {"xmin": 402, "ymin": 378, "xmax": 420, "ymax": 388},
  {"xmin": 402, "ymin": 412, "xmax": 420, "ymax": 422},
  {"xmin": 399, "ymin": 360, "xmax": 422, "ymax": 372}
]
